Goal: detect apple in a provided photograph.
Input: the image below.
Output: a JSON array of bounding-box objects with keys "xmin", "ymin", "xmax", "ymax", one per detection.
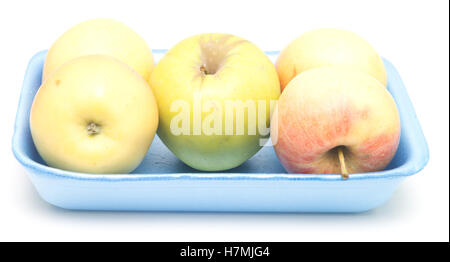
[
  {"xmin": 276, "ymin": 28, "xmax": 387, "ymax": 91},
  {"xmin": 148, "ymin": 33, "xmax": 280, "ymax": 171},
  {"xmin": 43, "ymin": 18, "xmax": 154, "ymax": 82},
  {"xmin": 30, "ymin": 55, "xmax": 159, "ymax": 173},
  {"xmin": 271, "ymin": 67, "xmax": 400, "ymax": 178}
]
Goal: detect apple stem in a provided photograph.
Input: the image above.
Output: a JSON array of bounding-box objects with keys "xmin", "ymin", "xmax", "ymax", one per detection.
[
  {"xmin": 338, "ymin": 147, "xmax": 349, "ymax": 180},
  {"xmin": 200, "ymin": 65, "xmax": 209, "ymax": 75}
]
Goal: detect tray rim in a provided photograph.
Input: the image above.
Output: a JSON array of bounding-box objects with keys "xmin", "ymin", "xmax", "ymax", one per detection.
[{"xmin": 12, "ymin": 50, "xmax": 429, "ymax": 182}]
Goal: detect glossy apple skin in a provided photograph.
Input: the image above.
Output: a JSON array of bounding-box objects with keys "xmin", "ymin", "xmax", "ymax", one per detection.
[
  {"xmin": 30, "ymin": 55, "xmax": 159, "ymax": 174},
  {"xmin": 276, "ymin": 28, "xmax": 387, "ymax": 92},
  {"xmin": 271, "ymin": 67, "xmax": 400, "ymax": 174},
  {"xmin": 149, "ymin": 33, "xmax": 280, "ymax": 171}
]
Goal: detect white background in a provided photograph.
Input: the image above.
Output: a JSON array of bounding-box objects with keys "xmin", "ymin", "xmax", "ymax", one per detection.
[{"xmin": 0, "ymin": 0, "xmax": 448, "ymax": 241}]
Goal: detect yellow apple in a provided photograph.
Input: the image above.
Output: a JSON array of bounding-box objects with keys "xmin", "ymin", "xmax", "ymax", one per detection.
[
  {"xmin": 271, "ymin": 67, "xmax": 400, "ymax": 178},
  {"xmin": 276, "ymin": 28, "xmax": 387, "ymax": 91},
  {"xmin": 30, "ymin": 55, "xmax": 159, "ymax": 174},
  {"xmin": 43, "ymin": 18, "xmax": 154, "ymax": 82},
  {"xmin": 149, "ymin": 33, "xmax": 280, "ymax": 171}
]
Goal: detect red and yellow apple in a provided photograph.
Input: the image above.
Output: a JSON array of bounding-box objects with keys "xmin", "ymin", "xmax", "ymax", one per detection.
[
  {"xmin": 43, "ymin": 18, "xmax": 154, "ymax": 82},
  {"xmin": 30, "ymin": 55, "xmax": 159, "ymax": 173},
  {"xmin": 276, "ymin": 28, "xmax": 387, "ymax": 91},
  {"xmin": 271, "ymin": 67, "xmax": 400, "ymax": 177},
  {"xmin": 149, "ymin": 33, "xmax": 280, "ymax": 171}
]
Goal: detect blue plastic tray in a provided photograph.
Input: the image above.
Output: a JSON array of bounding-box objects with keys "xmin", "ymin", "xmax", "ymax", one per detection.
[{"xmin": 12, "ymin": 50, "xmax": 429, "ymax": 212}]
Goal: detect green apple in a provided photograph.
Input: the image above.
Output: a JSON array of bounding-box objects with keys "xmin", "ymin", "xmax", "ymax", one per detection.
[{"xmin": 149, "ymin": 33, "xmax": 280, "ymax": 171}]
